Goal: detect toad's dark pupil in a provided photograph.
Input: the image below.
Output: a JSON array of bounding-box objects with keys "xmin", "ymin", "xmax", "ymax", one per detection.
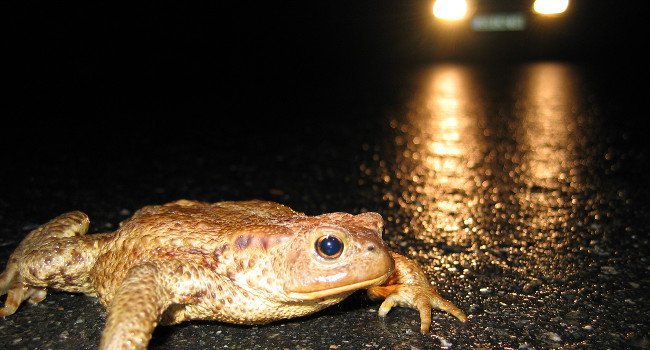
[{"xmin": 318, "ymin": 236, "xmax": 343, "ymax": 257}]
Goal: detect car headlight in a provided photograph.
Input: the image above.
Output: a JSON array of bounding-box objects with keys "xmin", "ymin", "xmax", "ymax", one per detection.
[
  {"xmin": 433, "ymin": 0, "xmax": 469, "ymax": 21},
  {"xmin": 533, "ymin": 0, "xmax": 569, "ymax": 15}
]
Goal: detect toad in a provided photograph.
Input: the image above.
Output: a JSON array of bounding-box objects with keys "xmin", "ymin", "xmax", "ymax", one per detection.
[{"xmin": 0, "ymin": 200, "xmax": 466, "ymax": 349}]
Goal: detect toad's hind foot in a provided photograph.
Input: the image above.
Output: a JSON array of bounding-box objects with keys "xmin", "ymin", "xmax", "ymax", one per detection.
[
  {"xmin": 1, "ymin": 264, "xmax": 48, "ymax": 316},
  {"xmin": 1, "ymin": 245, "xmax": 42, "ymax": 317},
  {"xmin": 0, "ymin": 282, "xmax": 47, "ymax": 317},
  {"xmin": 1, "ymin": 211, "xmax": 93, "ymax": 317}
]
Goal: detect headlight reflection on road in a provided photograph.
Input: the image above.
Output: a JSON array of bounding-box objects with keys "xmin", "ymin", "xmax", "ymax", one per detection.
[
  {"xmin": 518, "ymin": 63, "xmax": 579, "ymax": 186},
  {"xmin": 388, "ymin": 65, "xmax": 486, "ymax": 259},
  {"xmin": 371, "ymin": 63, "xmax": 591, "ymax": 281},
  {"xmin": 515, "ymin": 63, "xmax": 585, "ymax": 264}
]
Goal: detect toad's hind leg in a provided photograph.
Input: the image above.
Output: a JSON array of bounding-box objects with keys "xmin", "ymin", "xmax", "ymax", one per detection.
[{"xmin": 1, "ymin": 211, "xmax": 99, "ymax": 317}]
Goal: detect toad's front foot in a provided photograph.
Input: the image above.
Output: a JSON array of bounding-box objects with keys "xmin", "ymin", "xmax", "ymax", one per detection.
[
  {"xmin": 369, "ymin": 283, "xmax": 466, "ymax": 333},
  {"xmin": 367, "ymin": 252, "xmax": 466, "ymax": 333}
]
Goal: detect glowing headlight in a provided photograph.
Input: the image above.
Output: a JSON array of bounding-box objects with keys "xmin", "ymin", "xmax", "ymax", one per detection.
[
  {"xmin": 433, "ymin": 0, "xmax": 468, "ymax": 21},
  {"xmin": 533, "ymin": 0, "xmax": 569, "ymax": 15}
]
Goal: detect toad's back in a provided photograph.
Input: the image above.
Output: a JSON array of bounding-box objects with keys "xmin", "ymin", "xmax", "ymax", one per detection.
[
  {"xmin": 91, "ymin": 200, "xmax": 303, "ymax": 299},
  {"xmin": 118, "ymin": 200, "xmax": 302, "ymax": 239}
]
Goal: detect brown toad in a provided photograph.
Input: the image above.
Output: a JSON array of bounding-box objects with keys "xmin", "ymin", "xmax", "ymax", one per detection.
[{"xmin": 0, "ymin": 200, "xmax": 466, "ymax": 349}]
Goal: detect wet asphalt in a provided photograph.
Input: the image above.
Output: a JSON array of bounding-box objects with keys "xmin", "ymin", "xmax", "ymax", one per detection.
[{"xmin": 1, "ymin": 62, "xmax": 649, "ymax": 350}]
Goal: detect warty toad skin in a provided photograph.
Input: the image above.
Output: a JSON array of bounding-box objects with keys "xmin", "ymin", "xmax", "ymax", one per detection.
[{"xmin": 0, "ymin": 200, "xmax": 466, "ymax": 349}]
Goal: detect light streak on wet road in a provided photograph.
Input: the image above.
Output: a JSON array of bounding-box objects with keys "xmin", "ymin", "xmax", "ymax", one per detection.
[{"xmin": 362, "ymin": 63, "xmax": 649, "ymax": 348}]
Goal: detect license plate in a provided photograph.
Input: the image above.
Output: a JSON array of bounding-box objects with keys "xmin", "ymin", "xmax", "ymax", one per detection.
[{"xmin": 471, "ymin": 13, "xmax": 526, "ymax": 31}]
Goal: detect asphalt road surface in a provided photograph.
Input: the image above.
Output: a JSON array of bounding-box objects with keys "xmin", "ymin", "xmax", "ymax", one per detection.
[{"xmin": 1, "ymin": 62, "xmax": 649, "ymax": 349}]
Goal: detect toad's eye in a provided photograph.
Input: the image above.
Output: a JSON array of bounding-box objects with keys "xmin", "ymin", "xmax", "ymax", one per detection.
[{"xmin": 315, "ymin": 235, "xmax": 343, "ymax": 259}]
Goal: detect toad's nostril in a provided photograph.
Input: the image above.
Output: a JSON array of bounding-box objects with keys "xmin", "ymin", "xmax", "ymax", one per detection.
[{"xmin": 367, "ymin": 244, "xmax": 376, "ymax": 252}]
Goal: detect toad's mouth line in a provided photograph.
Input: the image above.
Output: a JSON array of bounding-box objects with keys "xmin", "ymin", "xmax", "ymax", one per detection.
[{"xmin": 287, "ymin": 272, "xmax": 392, "ymax": 300}]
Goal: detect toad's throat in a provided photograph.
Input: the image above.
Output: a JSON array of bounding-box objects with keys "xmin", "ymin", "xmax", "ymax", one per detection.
[{"xmin": 287, "ymin": 272, "xmax": 392, "ymax": 300}]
